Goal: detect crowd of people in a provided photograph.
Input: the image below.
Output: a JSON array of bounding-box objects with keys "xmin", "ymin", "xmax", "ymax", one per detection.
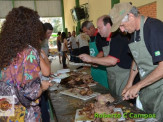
[
  {"xmin": 79, "ymin": 2, "xmax": 163, "ymax": 121},
  {"xmin": 0, "ymin": 2, "xmax": 163, "ymax": 122},
  {"xmin": 56, "ymin": 29, "xmax": 90, "ymax": 69}
]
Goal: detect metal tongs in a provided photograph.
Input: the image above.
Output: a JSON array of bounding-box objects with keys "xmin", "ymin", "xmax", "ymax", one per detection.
[{"xmin": 106, "ymin": 96, "xmax": 123, "ymax": 107}]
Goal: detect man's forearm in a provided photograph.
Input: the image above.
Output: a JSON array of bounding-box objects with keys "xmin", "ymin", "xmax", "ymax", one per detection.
[
  {"xmin": 96, "ymin": 51, "xmax": 104, "ymax": 58},
  {"xmin": 92, "ymin": 56, "xmax": 118, "ymax": 66},
  {"xmin": 137, "ymin": 61, "xmax": 163, "ymax": 89},
  {"xmin": 127, "ymin": 61, "xmax": 139, "ymax": 85}
]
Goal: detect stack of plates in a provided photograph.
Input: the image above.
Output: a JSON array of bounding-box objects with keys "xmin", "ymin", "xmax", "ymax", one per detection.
[
  {"xmin": 57, "ymin": 69, "xmax": 70, "ymax": 74},
  {"xmin": 51, "ymin": 78, "xmax": 61, "ymax": 83}
]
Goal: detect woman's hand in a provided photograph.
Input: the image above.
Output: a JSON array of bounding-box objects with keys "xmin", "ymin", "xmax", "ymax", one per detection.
[{"xmin": 41, "ymin": 80, "xmax": 53, "ymax": 92}]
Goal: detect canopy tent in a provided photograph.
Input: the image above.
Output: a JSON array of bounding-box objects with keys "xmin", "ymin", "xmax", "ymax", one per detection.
[{"xmin": 0, "ymin": 0, "xmax": 62, "ymax": 18}]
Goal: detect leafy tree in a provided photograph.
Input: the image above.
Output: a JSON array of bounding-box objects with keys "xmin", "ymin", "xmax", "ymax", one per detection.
[{"xmin": 52, "ymin": 18, "xmax": 63, "ymax": 33}]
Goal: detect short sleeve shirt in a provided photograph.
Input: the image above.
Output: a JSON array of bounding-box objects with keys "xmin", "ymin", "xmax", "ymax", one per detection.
[
  {"xmin": 108, "ymin": 33, "xmax": 132, "ymax": 69},
  {"xmin": 130, "ymin": 17, "xmax": 163, "ymax": 64},
  {"xmin": 76, "ymin": 33, "xmax": 89, "ymax": 48},
  {"xmin": 90, "ymin": 33, "xmax": 108, "ymax": 52},
  {"xmin": 70, "ymin": 36, "xmax": 78, "ymax": 49}
]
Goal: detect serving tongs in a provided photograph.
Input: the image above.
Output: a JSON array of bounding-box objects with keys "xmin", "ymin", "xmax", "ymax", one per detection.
[{"xmin": 106, "ymin": 96, "xmax": 123, "ymax": 107}]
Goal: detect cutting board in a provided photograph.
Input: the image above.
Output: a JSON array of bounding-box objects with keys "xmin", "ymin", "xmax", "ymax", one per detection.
[{"xmin": 60, "ymin": 89, "xmax": 100, "ymax": 101}]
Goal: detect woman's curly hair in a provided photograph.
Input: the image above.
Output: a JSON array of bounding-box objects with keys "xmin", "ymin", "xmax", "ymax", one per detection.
[{"xmin": 0, "ymin": 6, "xmax": 44, "ymax": 69}]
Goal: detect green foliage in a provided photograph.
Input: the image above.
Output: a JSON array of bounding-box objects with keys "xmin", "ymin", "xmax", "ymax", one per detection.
[
  {"xmin": 51, "ymin": 33, "xmax": 57, "ymax": 37},
  {"xmin": 52, "ymin": 18, "xmax": 63, "ymax": 33}
]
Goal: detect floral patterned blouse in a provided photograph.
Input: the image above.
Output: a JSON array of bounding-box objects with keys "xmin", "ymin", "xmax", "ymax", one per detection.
[{"xmin": 0, "ymin": 45, "xmax": 42, "ymax": 122}]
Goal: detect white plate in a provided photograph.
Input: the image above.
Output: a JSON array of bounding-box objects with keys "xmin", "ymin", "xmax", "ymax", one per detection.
[
  {"xmin": 114, "ymin": 108, "xmax": 125, "ymax": 121},
  {"xmin": 57, "ymin": 69, "xmax": 70, "ymax": 74},
  {"xmin": 75, "ymin": 109, "xmax": 94, "ymax": 122},
  {"xmin": 51, "ymin": 78, "xmax": 61, "ymax": 83},
  {"xmin": 60, "ymin": 89, "xmax": 100, "ymax": 101},
  {"xmin": 48, "ymin": 84, "xmax": 62, "ymax": 91},
  {"xmin": 53, "ymin": 73, "xmax": 70, "ymax": 79}
]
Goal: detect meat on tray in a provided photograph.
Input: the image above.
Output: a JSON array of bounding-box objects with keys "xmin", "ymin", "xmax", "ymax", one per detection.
[
  {"xmin": 69, "ymin": 87, "xmax": 93, "ymax": 96},
  {"xmin": 79, "ymin": 103, "xmax": 95, "ymax": 119},
  {"xmin": 66, "ymin": 74, "xmax": 95, "ymax": 88},
  {"xmin": 78, "ymin": 93, "xmax": 121, "ymax": 122}
]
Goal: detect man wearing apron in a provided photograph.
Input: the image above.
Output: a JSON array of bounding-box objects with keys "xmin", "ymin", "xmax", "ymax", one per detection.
[
  {"xmin": 110, "ymin": 2, "xmax": 163, "ymax": 121},
  {"xmin": 80, "ymin": 16, "xmax": 133, "ymax": 96},
  {"xmin": 82, "ymin": 21, "xmax": 109, "ymax": 88}
]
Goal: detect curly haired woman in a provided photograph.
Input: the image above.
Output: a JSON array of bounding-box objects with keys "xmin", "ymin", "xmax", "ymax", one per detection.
[{"xmin": 0, "ymin": 6, "xmax": 52, "ymax": 122}]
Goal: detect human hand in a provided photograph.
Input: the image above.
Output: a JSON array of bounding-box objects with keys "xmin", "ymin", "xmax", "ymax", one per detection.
[
  {"xmin": 122, "ymin": 84, "xmax": 140, "ymax": 100},
  {"xmin": 41, "ymin": 80, "xmax": 53, "ymax": 91},
  {"xmin": 122, "ymin": 83, "xmax": 132, "ymax": 97},
  {"xmin": 78, "ymin": 54, "xmax": 93, "ymax": 63}
]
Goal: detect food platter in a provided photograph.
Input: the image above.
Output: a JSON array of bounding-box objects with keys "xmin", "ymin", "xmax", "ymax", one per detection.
[
  {"xmin": 62, "ymin": 73, "xmax": 96, "ymax": 88},
  {"xmin": 75, "ymin": 109, "xmax": 94, "ymax": 122},
  {"xmin": 60, "ymin": 88, "xmax": 100, "ymax": 101},
  {"xmin": 74, "ymin": 108, "xmax": 125, "ymax": 122}
]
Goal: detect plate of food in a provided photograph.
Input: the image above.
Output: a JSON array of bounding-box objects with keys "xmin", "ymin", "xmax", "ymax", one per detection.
[
  {"xmin": 65, "ymin": 74, "xmax": 97, "ymax": 88},
  {"xmin": 75, "ymin": 109, "xmax": 94, "ymax": 122},
  {"xmin": 60, "ymin": 88, "xmax": 100, "ymax": 101}
]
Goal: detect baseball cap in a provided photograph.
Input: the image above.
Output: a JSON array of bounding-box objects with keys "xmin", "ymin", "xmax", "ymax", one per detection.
[{"xmin": 109, "ymin": 2, "xmax": 133, "ymax": 32}]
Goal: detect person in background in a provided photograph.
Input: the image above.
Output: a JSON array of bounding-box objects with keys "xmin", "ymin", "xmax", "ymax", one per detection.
[
  {"xmin": 67, "ymin": 32, "xmax": 72, "ymax": 61},
  {"xmin": 61, "ymin": 32, "xmax": 69, "ymax": 68},
  {"xmin": 40, "ymin": 23, "xmax": 51, "ymax": 77},
  {"xmin": 109, "ymin": 2, "xmax": 163, "ymax": 121},
  {"xmin": 76, "ymin": 28, "xmax": 90, "ymax": 62},
  {"xmin": 81, "ymin": 21, "xmax": 109, "ymax": 88},
  {"xmin": 41, "ymin": 23, "xmax": 53, "ymax": 56},
  {"xmin": 64, "ymin": 32, "xmax": 70, "ymax": 64},
  {"xmin": 39, "ymin": 24, "xmax": 51, "ymax": 122},
  {"xmin": 0, "ymin": 6, "xmax": 52, "ymax": 122},
  {"xmin": 70, "ymin": 31, "xmax": 79, "ymax": 63},
  {"xmin": 57, "ymin": 31, "xmax": 62, "ymax": 64}
]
